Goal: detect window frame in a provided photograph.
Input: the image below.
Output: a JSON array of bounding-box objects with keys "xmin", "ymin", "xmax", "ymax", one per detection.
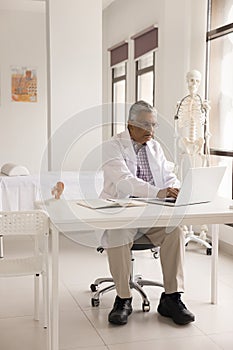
[
  {"xmin": 111, "ymin": 62, "xmax": 127, "ymax": 136},
  {"xmin": 206, "ymin": 0, "xmax": 233, "ymax": 200}
]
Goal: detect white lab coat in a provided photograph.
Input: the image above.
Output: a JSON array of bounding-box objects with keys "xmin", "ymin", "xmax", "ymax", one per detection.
[{"xmin": 100, "ymin": 129, "xmax": 179, "ymax": 199}]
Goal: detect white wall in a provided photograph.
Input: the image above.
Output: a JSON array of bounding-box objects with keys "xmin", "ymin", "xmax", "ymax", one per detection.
[
  {"xmin": 48, "ymin": 0, "xmax": 102, "ymax": 172},
  {"xmin": 0, "ymin": 0, "xmax": 103, "ymax": 173},
  {"xmin": 0, "ymin": 0, "xmax": 47, "ymax": 173}
]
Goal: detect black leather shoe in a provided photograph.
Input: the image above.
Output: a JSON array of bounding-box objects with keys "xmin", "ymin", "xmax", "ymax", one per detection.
[
  {"xmin": 108, "ymin": 296, "xmax": 133, "ymax": 325},
  {"xmin": 157, "ymin": 292, "xmax": 195, "ymax": 325}
]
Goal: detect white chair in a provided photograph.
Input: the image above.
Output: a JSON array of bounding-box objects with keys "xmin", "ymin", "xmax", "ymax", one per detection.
[{"xmin": 0, "ymin": 211, "xmax": 50, "ymax": 328}]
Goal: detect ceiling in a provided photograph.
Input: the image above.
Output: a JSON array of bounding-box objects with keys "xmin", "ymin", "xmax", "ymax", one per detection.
[{"xmin": 0, "ymin": 0, "xmax": 115, "ymax": 12}]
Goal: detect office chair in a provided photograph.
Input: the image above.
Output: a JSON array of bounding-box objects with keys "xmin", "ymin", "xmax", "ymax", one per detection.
[
  {"xmin": 0, "ymin": 211, "xmax": 50, "ymax": 328},
  {"xmin": 90, "ymin": 235, "xmax": 163, "ymax": 312}
]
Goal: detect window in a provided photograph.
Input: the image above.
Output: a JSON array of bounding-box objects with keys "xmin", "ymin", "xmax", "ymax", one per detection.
[
  {"xmin": 207, "ymin": 0, "xmax": 233, "ymax": 150},
  {"xmin": 135, "ymin": 51, "xmax": 155, "ymax": 106},
  {"xmin": 206, "ymin": 0, "xmax": 233, "ymax": 199},
  {"xmin": 112, "ymin": 63, "xmax": 127, "ymax": 135},
  {"xmin": 132, "ymin": 26, "xmax": 158, "ymax": 106},
  {"xmin": 108, "ymin": 42, "xmax": 128, "ymax": 135}
]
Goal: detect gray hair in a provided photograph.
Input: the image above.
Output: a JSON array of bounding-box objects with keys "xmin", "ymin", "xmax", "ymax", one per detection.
[{"xmin": 128, "ymin": 100, "xmax": 157, "ymax": 121}]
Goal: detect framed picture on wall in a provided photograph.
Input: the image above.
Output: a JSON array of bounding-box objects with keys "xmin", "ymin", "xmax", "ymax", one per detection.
[{"xmin": 11, "ymin": 66, "xmax": 37, "ymax": 102}]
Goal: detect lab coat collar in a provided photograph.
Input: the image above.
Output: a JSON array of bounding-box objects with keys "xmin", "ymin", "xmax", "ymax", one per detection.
[
  {"xmin": 118, "ymin": 129, "xmax": 132, "ymax": 147},
  {"xmin": 117, "ymin": 129, "xmax": 136, "ymax": 161},
  {"xmin": 146, "ymin": 139, "xmax": 156, "ymax": 158}
]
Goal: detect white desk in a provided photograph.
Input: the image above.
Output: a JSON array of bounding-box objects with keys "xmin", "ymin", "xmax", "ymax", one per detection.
[{"xmin": 39, "ymin": 197, "xmax": 233, "ymax": 350}]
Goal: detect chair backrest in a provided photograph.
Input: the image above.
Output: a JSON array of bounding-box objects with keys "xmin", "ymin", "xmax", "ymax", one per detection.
[
  {"xmin": 0, "ymin": 211, "xmax": 49, "ymax": 237},
  {"xmin": 0, "ymin": 211, "xmax": 49, "ymax": 279}
]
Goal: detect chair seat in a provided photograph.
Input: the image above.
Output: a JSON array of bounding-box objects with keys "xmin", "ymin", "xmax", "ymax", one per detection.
[
  {"xmin": 0, "ymin": 255, "xmax": 43, "ymax": 277},
  {"xmin": 132, "ymin": 234, "xmax": 157, "ymax": 250}
]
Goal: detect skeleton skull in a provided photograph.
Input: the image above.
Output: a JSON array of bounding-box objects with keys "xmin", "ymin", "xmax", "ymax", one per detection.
[{"xmin": 186, "ymin": 70, "xmax": 201, "ymax": 96}]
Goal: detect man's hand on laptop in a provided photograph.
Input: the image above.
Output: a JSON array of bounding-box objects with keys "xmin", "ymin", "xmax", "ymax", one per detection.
[{"xmin": 157, "ymin": 187, "xmax": 180, "ymax": 199}]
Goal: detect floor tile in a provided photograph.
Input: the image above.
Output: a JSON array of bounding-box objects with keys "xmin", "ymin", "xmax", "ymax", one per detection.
[
  {"xmin": 58, "ymin": 283, "xmax": 82, "ymax": 312},
  {"xmin": 59, "ymin": 310, "xmax": 104, "ymax": 349},
  {"xmin": 0, "ymin": 316, "xmax": 48, "ymax": 350},
  {"xmin": 191, "ymin": 302, "xmax": 233, "ymax": 334},
  {"xmin": 108, "ymin": 335, "xmax": 221, "ymax": 350},
  {"xmin": 209, "ymin": 332, "xmax": 233, "ymax": 350}
]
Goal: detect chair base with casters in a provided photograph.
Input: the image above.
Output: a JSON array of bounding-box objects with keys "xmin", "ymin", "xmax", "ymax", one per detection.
[{"xmin": 90, "ymin": 235, "xmax": 164, "ymax": 312}]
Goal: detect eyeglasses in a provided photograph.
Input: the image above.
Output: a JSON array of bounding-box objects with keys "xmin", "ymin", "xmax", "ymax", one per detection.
[{"xmin": 133, "ymin": 121, "xmax": 159, "ymax": 130}]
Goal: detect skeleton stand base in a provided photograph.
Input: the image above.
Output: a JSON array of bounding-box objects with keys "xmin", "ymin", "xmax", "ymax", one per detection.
[{"xmin": 183, "ymin": 225, "xmax": 212, "ymax": 255}]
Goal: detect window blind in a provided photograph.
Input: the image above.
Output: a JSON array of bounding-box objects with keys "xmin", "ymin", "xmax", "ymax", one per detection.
[
  {"xmin": 108, "ymin": 41, "xmax": 128, "ymax": 67},
  {"xmin": 131, "ymin": 26, "xmax": 158, "ymax": 59}
]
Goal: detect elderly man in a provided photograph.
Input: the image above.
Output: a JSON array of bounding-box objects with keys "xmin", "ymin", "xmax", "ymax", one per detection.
[{"xmin": 100, "ymin": 100, "xmax": 194, "ymax": 326}]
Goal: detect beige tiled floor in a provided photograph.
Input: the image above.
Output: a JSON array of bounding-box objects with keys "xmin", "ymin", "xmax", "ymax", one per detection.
[{"xmin": 1, "ymin": 234, "xmax": 233, "ymax": 350}]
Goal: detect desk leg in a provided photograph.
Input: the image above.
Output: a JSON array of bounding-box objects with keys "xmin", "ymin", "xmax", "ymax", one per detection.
[
  {"xmin": 211, "ymin": 224, "xmax": 219, "ymax": 304},
  {"xmin": 0, "ymin": 235, "xmax": 4, "ymax": 258},
  {"xmin": 51, "ymin": 225, "xmax": 59, "ymax": 350}
]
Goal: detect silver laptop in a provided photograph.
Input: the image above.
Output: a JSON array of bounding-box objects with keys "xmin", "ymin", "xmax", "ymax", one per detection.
[{"xmin": 141, "ymin": 166, "xmax": 226, "ymax": 207}]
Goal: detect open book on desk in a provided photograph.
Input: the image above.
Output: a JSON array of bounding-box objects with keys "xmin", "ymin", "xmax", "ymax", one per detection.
[{"xmin": 76, "ymin": 198, "xmax": 147, "ymax": 209}]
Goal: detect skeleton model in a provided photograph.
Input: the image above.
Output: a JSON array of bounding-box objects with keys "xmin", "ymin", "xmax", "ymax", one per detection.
[
  {"xmin": 174, "ymin": 70, "xmax": 212, "ymax": 255},
  {"xmin": 174, "ymin": 70, "xmax": 211, "ymax": 176}
]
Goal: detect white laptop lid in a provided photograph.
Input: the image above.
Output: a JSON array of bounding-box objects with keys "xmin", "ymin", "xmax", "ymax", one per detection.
[
  {"xmin": 142, "ymin": 166, "xmax": 226, "ymax": 206},
  {"xmin": 175, "ymin": 166, "xmax": 226, "ymax": 206}
]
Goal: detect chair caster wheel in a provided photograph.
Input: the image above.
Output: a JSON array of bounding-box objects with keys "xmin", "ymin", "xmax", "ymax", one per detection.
[
  {"xmin": 153, "ymin": 252, "xmax": 159, "ymax": 259},
  {"xmin": 90, "ymin": 284, "xmax": 97, "ymax": 292},
  {"xmin": 151, "ymin": 247, "xmax": 160, "ymax": 259},
  {"xmin": 135, "ymin": 274, "xmax": 142, "ymax": 280},
  {"xmin": 97, "ymin": 246, "xmax": 104, "ymax": 253},
  {"xmin": 142, "ymin": 301, "xmax": 150, "ymax": 312},
  {"xmin": 206, "ymin": 248, "xmax": 212, "ymax": 255},
  {"xmin": 91, "ymin": 298, "xmax": 100, "ymax": 307},
  {"xmin": 185, "ymin": 242, "xmax": 189, "ymax": 247}
]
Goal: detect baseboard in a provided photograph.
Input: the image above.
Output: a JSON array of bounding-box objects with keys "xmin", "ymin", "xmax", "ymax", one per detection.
[{"xmin": 219, "ymin": 240, "xmax": 233, "ymax": 256}]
